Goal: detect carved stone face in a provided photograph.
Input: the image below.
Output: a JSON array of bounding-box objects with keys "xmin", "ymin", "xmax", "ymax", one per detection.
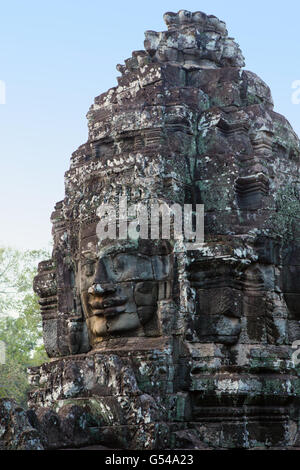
[
  {"xmin": 79, "ymin": 240, "xmax": 173, "ymax": 345},
  {"xmin": 188, "ymin": 252, "xmax": 242, "ymax": 345},
  {"xmin": 188, "ymin": 235, "xmax": 300, "ymax": 347}
]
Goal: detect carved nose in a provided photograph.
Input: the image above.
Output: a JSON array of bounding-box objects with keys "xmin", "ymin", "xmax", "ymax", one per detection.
[{"xmin": 88, "ymin": 283, "xmax": 116, "ymax": 295}]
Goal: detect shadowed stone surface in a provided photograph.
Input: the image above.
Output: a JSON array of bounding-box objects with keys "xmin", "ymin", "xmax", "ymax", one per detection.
[
  {"xmin": 3, "ymin": 10, "xmax": 300, "ymax": 450},
  {"xmin": 0, "ymin": 399, "xmax": 44, "ymax": 450}
]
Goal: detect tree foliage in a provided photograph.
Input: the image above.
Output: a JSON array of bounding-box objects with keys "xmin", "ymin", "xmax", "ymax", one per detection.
[{"xmin": 0, "ymin": 247, "xmax": 49, "ymax": 407}]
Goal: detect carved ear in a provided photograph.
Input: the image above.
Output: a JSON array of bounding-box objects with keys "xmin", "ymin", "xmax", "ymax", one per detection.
[
  {"xmin": 80, "ymin": 291, "xmax": 92, "ymax": 319},
  {"xmin": 137, "ymin": 306, "xmax": 156, "ymax": 325},
  {"xmin": 33, "ymin": 259, "xmax": 57, "ymax": 301},
  {"xmin": 134, "ymin": 281, "xmax": 158, "ymax": 306}
]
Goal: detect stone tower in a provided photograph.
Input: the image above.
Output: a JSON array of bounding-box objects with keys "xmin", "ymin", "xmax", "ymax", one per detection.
[{"xmin": 28, "ymin": 10, "xmax": 300, "ymax": 449}]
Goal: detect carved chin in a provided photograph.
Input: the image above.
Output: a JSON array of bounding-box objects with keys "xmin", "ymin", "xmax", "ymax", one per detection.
[{"xmin": 89, "ymin": 312, "xmax": 142, "ymax": 338}]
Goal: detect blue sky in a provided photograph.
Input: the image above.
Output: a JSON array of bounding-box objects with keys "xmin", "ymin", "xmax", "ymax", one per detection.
[{"xmin": 0, "ymin": 0, "xmax": 299, "ymax": 250}]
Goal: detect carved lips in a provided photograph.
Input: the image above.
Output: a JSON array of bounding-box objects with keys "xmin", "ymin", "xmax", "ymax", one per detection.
[{"xmin": 87, "ymin": 294, "xmax": 127, "ymax": 318}]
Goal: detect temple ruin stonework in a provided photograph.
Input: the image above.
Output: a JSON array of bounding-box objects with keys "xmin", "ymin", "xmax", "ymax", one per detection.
[{"xmin": 2, "ymin": 10, "xmax": 300, "ymax": 450}]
